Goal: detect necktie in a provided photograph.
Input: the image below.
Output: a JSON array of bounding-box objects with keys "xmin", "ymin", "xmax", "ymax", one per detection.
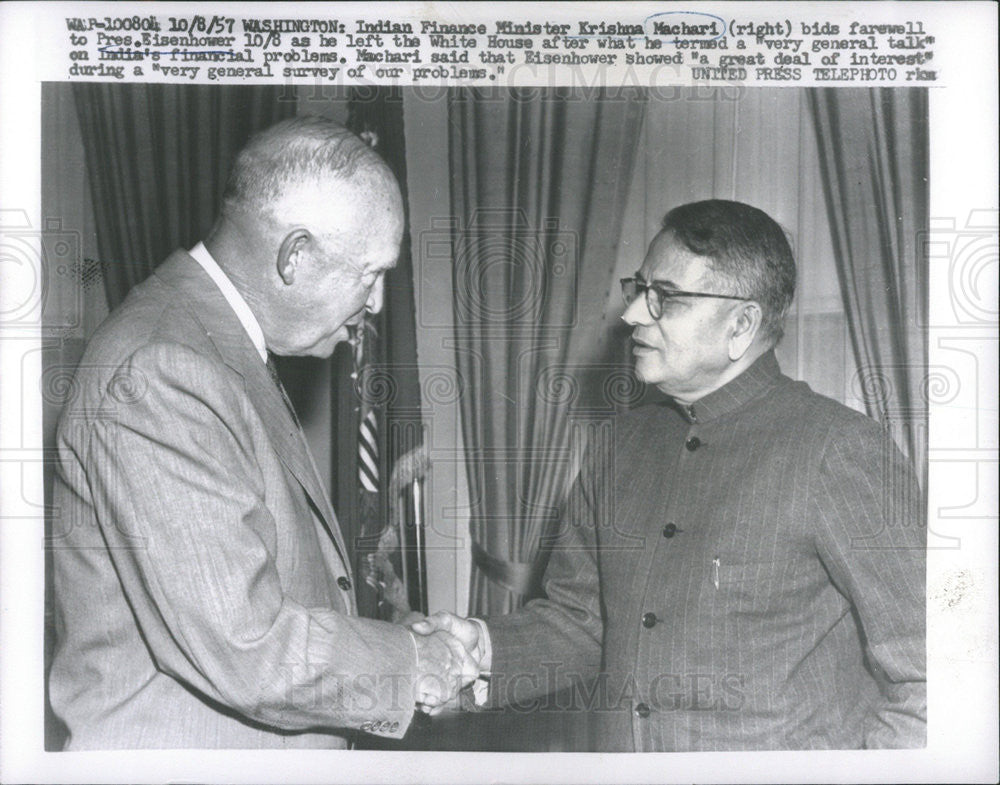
[{"xmin": 266, "ymin": 353, "xmax": 302, "ymax": 429}]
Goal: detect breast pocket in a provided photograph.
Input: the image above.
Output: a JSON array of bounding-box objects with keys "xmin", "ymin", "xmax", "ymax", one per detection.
[{"xmin": 711, "ymin": 558, "xmax": 805, "ymax": 617}]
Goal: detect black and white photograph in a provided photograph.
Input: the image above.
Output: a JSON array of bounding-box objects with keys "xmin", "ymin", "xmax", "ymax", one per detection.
[{"xmin": 1, "ymin": 3, "xmax": 996, "ymax": 784}]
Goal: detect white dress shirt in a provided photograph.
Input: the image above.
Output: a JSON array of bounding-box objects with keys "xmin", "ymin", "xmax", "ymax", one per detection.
[
  {"xmin": 472, "ymin": 617, "xmax": 492, "ymax": 704},
  {"xmin": 189, "ymin": 242, "xmax": 268, "ymax": 363}
]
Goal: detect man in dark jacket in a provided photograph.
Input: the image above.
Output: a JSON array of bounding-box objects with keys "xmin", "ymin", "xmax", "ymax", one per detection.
[{"xmin": 414, "ymin": 199, "xmax": 926, "ymax": 750}]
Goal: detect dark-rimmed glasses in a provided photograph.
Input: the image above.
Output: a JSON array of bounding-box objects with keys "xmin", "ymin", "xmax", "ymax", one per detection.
[{"xmin": 620, "ymin": 278, "xmax": 751, "ymax": 320}]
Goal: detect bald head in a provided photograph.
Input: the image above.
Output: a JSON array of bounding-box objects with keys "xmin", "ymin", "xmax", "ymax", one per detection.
[
  {"xmin": 222, "ymin": 115, "xmax": 396, "ymax": 225},
  {"xmin": 206, "ymin": 116, "xmax": 404, "ymax": 358}
]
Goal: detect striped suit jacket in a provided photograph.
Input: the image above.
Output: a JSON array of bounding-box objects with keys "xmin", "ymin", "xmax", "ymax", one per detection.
[
  {"xmin": 49, "ymin": 250, "xmax": 418, "ymax": 749},
  {"xmin": 485, "ymin": 351, "xmax": 926, "ymax": 750}
]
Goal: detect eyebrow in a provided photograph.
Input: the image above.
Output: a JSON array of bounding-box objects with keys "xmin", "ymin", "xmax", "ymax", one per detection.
[{"xmin": 635, "ymin": 272, "xmax": 680, "ymax": 288}]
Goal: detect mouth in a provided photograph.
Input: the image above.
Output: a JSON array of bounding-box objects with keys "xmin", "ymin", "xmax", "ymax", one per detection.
[
  {"xmin": 631, "ymin": 335, "xmax": 656, "ymax": 352},
  {"xmin": 345, "ymin": 311, "xmax": 369, "ymax": 333},
  {"xmin": 344, "ymin": 319, "xmax": 365, "ymax": 347}
]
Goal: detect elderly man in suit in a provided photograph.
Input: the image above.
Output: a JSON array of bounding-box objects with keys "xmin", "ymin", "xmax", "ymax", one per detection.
[
  {"xmin": 49, "ymin": 116, "xmax": 477, "ymax": 749},
  {"xmin": 414, "ymin": 199, "xmax": 926, "ymax": 750}
]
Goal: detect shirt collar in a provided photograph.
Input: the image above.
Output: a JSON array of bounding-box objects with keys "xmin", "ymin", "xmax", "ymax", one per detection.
[
  {"xmin": 188, "ymin": 242, "xmax": 268, "ymax": 364},
  {"xmin": 673, "ymin": 350, "xmax": 783, "ymax": 424}
]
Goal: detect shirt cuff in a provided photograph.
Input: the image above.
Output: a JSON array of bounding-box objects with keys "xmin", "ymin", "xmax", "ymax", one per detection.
[
  {"xmin": 471, "ymin": 618, "xmax": 492, "ymax": 706},
  {"xmin": 406, "ymin": 629, "xmax": 421, "ymax": 703}
]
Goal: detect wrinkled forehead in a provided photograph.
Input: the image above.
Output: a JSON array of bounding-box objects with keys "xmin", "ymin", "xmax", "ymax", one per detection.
[
  {"xmin": 639, "ymin": 231, "xmax": 714, "ymax": 288},
  {"xmin": 353, "ymin": 191, "xmax": 404, "ymax": 272}
]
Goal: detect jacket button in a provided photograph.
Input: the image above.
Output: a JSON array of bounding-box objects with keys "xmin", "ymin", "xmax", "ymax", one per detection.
[
  {"xmin": 337, "ymin": 576, "xmax": 352, "ymax": 591},
  {"xmin": 634, "ymin": 702, "xmax": 650, "ymax": 718},
  {"xmin": 642, "ymin": 612, "xmax": 657, "ymax": 628},
  {"xmin": 662, "ymin": 523, "xmax": 679, "ymax": 538},
  {"xmin": 685, "ymin": 436, "xmax": 701, "ymax": 451}
]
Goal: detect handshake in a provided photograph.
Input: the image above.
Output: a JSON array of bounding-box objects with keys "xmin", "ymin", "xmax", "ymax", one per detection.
[{"xmin": 407, "ymin": 612, "xmax": 487, "ymax": 715}]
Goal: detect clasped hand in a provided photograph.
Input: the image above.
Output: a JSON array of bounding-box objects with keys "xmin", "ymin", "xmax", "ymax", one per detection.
[{"xmin": 408, "ymin": 611, "xmax": 483, "ymax": 715}]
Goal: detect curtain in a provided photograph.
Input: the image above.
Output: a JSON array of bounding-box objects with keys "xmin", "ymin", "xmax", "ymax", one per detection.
[
  {"xmin": 73, "ymin": 84, "xmax": 295, "ymax": 309},
  {"xmin": 808, "ymin": 89, "xmax": 929, "ymax": 474},
  {"xmin": 448, "ymin": 88, "xmax": 646, "ymax": 617}
]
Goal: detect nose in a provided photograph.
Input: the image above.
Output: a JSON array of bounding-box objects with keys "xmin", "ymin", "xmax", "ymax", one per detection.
[
  {"xmin": 622, "ymin": 292, "xmax": 653, "ymax": 327},
  {"xmin": 365, "ymin": 274, "xmax": 385, "ymax": 315}
]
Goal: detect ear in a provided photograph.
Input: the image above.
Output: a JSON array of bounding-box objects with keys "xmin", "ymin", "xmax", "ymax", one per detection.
[
  {"xmin": 728, "ymin": 301, "xmax": 762, "ymax": 361},
  {"xmin": 276, "ymin": 229, "xmax": 311, "ymax": 285}
]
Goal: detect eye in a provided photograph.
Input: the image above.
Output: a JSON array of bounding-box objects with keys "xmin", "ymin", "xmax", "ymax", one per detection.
[{"xmin": 652, "ymin": 287, "xmax": 681, "ymax": 307}]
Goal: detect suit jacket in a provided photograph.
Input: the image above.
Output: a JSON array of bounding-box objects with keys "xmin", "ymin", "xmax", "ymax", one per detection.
[
  {"xmin": 484, "ymin": 351, "xmax": 926, "ymax": 751},
  {"xmin": 49, "ymin": 250, "xmax": 418, "ymax": 749}
]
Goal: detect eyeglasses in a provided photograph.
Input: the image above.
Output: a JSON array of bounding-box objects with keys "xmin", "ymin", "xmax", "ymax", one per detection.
[{"xmin": 620, "ymin": 277, "xmax": 751, "ymax": 320}]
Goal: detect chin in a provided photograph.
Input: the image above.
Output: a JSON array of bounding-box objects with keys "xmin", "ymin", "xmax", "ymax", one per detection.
[
  {"xmin": 632, "ymin": 357, "xmax": 661, "ymax": 386},
  {"xmin": 301, "ymin": 335, "xmax": 342, "ymax": 359},
  {"xmin": 322, "ymin": 336, "xmax": 347, "ymax": 357}
]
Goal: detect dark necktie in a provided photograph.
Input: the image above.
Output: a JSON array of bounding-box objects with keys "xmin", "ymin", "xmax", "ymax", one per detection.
[{"xmin": 266, "ymin": 352, "xmax": 302, "ymax": 429}]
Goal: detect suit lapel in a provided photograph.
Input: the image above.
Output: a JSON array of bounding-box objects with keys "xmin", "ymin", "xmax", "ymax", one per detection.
[
  {"xmin": 153, "ymin": 251, "xmax": 353, "ymax": 578},
  {"xmin": 244, "ymin": 358, "xmax": 353, "ymax": 573}
]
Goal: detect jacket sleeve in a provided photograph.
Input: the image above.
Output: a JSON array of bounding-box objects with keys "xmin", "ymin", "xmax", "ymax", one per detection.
[
  {"xmin": 811, "ymin": 417, "xmax": 927, "ymax": 748},
  {"xmin": 70, "ymin": 342, "xmax": 418, "ymax": 737},
  {"xmin": 483, "ymin": 443, "xmax": 604, "ymax": 709}
]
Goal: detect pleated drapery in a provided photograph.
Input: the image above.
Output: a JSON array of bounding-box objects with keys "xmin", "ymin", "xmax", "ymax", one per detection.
[
  {"xmin": 809, "ymin": 88, "xmax": 929, "ymax": 474},
  {"xmin": 448, "ymin": 88, "xmax": 646, "ymax": 617}
]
